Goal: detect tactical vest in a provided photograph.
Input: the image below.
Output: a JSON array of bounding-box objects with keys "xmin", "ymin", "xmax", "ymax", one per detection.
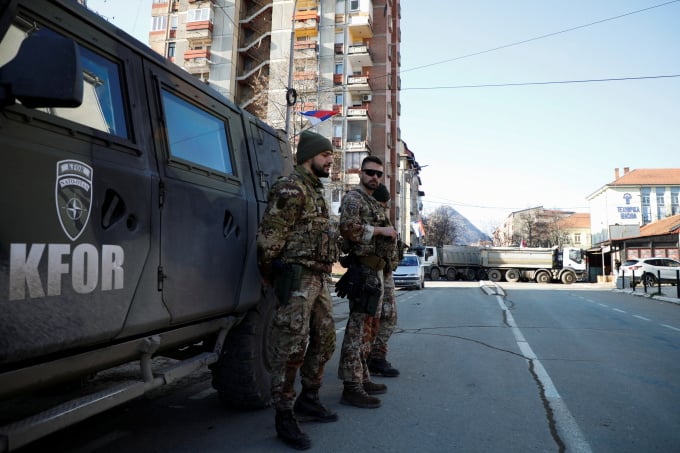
[
  {"xmin": 278, "ymin": 171, "xmax": 339, "ymax": 266},
  {"xmin": 343, "ymin": 188, "xmax": 390, "ymax": 259}
]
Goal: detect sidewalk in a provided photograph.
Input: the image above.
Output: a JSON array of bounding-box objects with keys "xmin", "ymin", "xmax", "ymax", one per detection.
[{"xmin": 613, "ymin": 277, "xmax": 680, "ymax": 305}]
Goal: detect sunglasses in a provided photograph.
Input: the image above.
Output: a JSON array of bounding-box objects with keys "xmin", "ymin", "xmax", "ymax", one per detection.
[{"xmin": 362, "ymin": 169, "xmax": 383, "ymax": 178}]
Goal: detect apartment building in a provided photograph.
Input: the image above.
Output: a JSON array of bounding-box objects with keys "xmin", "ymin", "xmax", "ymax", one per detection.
[{"xmin": 148, "ymin": 0, "xmax": 419, "ymax": 229}]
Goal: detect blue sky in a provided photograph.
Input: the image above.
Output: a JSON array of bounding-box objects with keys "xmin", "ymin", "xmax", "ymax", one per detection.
[{"xmin": 88, "ymin": 0, "xmax": 680, "ymax": 233}]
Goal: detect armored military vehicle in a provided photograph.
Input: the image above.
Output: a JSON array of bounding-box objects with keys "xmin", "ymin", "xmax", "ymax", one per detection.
[{"xmin": 0, "ymin": 0, "xmax": 293, "ymax": 449}]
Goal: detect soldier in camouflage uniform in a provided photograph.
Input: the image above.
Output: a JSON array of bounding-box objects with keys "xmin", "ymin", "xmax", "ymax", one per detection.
[
  {"xmin": 337, "ymin": 156, "xmax": 397, "ymax": 408},
  {"xmin": 256, "ymin": 130, "xmax": 338, "ymax": 451},
  {"xmin": 369, "ymin": 183, "xmax": 401, "ymax": 378}
]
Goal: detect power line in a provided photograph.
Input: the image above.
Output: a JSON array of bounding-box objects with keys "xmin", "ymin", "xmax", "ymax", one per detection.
[
  {"xmin": 402, "ymin": 74, "xmax": 680, "ymax": 91},
  {"xmin": 399, "ymin": 0, "xmax": 680, "ymax": 76}
]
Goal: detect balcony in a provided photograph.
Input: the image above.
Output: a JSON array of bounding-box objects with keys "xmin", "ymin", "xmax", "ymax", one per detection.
[
  {"xmin": 186, "ymin": 21, "xmax": 213, "ymax": 40},
  {"xmin": 184, "ymin": 49, "xmax": 210, "ymax": 73},
  {"xmin": 346, "ymin": 74, "xmax": 370, "ymax": 90},
  {"xmin": 347, "ymin": 44, "xmax": 373, "ymax": 69},
  {"xmin": 347, "ymin": 106, "xmax": 367, "ymax": 117},
  {"xmin": 347, "ymin": 12, "xmax": 373, "ymax": 39},
  {"xmin": 184, "ymin": 49, "xmax": 210, "ymax": 60}
]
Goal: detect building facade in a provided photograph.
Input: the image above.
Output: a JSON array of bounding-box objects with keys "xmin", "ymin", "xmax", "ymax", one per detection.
[
  {"xmin": 146, "ymin": 0, "xmax": 422, "ymax": 231},
  {"xmin": 587, "ymin": 168, "xmax": 680, "ymax": 246}
]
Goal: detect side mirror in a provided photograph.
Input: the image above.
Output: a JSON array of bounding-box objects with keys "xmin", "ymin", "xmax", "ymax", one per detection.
[{"xmin": 0, "ymin": 29, "xmax": 83, "ymax": 108}]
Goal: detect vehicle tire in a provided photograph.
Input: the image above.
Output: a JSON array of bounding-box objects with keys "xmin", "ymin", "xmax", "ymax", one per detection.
[
  {"xmin": 446, "ymin": 268, "xmax": 457, "ymax": 281},
  {"xmin": 505, "ymin": 269, "xmax": 520, "ymax": 283},
  {"xmin": 464, "ymin": 268, "xmax": 476, "ymax": 281},
  {"xmin": 430, "ymin": 267, "xmax": 440, "ymax": 281},
  {"xmin": 560, "ymin": 271, "xmax": 576, "ymax": 285},
  {"xmin": 535, "ymin": 271, "xmax": 551, "ymax": 284},
  {"xmin": 642, "ymin": 273, "xmax": 656, "ymax": 286},
  {"xmin": 488, "ymin": 269, "xmax": 503, "ymax": 282},
  {"xmin": 211, "ymin": 288, "xmax": 275, "ymax": 409},
  {"xmin": 476, "ymin": 269, "xmax": 488, "ymax": 280}
]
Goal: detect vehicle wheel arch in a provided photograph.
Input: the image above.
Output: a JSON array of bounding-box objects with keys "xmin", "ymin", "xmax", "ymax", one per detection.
[{"xmin": 211, "ymin": 288, "xmax": 275, "ymax": 409}]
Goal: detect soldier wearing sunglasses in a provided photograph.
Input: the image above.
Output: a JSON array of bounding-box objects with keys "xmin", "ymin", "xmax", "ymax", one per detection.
[{"xmin": 337, "ymin": 156, "xmax": 397, "ymax": 408}]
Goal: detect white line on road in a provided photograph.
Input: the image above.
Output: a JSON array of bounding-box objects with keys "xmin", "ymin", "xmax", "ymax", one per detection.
[
  {"xmin": 633, "ymin": 315, "xmax": 651, "ymax": 322},
  {"xmin": 661, "ymin": 324, "xmax": 680, "ymax": 332},
  {"xmin": 497, "ymin": 295, "xmax": 593, "ymax": 453},
  {"xmin": 598, "ymin": 303, "xmax": 609, "ymax": 308},
  {"xmin": 613, "ymin": 308, "xmax": 627, "ymax": 313}
]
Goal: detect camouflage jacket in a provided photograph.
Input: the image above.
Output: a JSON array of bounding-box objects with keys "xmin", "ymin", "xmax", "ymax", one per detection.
[
  {"xmin": 257, "ymin": 166, "xmax": 337, "ymax": 275},
  {"xmin": 339, "ymin": 187, "xmax": 393, "ymax": 259}
]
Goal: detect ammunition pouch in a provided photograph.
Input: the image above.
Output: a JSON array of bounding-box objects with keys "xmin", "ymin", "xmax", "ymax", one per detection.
[
  {"xmin": 356, "ymin": 254, "xmax": 386, "ymax": 272},
  {"xmin": 350, "ymin": 266, "xmax": 381, "ymax": 315},
  {"xmin": 336, "ymin": 264, "xmax": 381, "ymax": 316},
  {"xmin": 273, "ymin": 263, "xmax": 303, "ymax": 306}
]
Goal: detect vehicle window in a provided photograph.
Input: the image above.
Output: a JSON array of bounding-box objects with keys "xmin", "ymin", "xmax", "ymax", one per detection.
[
  {"xmin": 2, "ymin": 25, "xmax": 129, "ymax": 137},
  {"xmin": 161, "ymin": 89, "xmax": 234, "ymax": 175},
  {"xmin": 400, "ymin": 256, "xmax": 418, "ymax": 266},
  {"xmin": 568, "ymin": 249, "xmax": 583, "ymax": 264},
  {"xmin": 668, "ymin": 260, "xmax": 680, "ymax": 268}
]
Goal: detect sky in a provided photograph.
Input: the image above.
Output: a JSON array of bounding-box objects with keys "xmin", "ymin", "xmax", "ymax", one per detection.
[{"xmin": 87, "ymin": 0, "xmax": 680, "ymax": 234}]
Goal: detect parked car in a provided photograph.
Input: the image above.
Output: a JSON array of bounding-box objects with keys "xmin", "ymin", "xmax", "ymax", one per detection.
[
  {"xmin": 619, "ymin": 258, "xmax": 680, "ymax": 286},
  {"xmin": 394, "ymin": 253, "xmax": 425, "ymax": 290}
]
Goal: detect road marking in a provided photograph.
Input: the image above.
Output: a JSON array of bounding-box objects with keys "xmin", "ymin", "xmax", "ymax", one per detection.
[
  {"xmin": 613, "ymin": 308, "xmax": 627, "ymax": 314},
  {"xmin": 598, "ymin": 303, "xmax": 609, "ymax": 308},
  {"xmin": 662, "ymin": 324, "xmax": 680, "ymax": 332},
  {"xmin": 497, "ymin": 296, "xmax": 592, "ymax": 453},
  {"xmin": 633, "ymin": 315, "xmax": 651, "ymax": 322}
]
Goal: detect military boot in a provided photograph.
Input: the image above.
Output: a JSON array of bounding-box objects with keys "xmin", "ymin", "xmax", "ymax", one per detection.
[
  {"xmin": 340, "ymin": 382, "xmax": 381, "ymax": 408},
  {"xmin": 368, "ymin": 357, "xmax": 400, "ymax": 377},
  {"xmin": 362, "ymin": 380, "xmax": 387, "ymax": 395},
  {"xmin": 294, "ymin": 389, "xmax": 339, "ymax": 423},
  {"xmin": 275, "ymin": 409, "xmax": 311, "ymax": 450}
]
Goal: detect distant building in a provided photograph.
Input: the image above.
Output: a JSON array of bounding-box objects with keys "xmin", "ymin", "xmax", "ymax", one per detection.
[
  {"xmin": 493, "ymin": 206, "xmax": 578, "ymax": 247},
  {"xmin": 586, "ymin": 167, "xmax": 680, "ymax": 245}
]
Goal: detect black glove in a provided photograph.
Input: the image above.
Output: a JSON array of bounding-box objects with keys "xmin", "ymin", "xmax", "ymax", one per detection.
[{"xmin": 335, "ymin": 265, "xmax": 361, "ymax": 299}]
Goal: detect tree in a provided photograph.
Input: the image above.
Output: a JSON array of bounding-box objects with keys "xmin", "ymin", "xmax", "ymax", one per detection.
[{"xmin": 423, "ymin": 206, "xmax": 460, "ymax": 247}]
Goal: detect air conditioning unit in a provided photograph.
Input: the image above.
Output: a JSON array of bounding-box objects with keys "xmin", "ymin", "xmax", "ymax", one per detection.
[{"xmin": 362, "ymin": 94, "xmax": 372, "ymax": 102}]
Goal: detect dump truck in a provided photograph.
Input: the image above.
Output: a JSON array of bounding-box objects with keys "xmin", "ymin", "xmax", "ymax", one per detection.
[
  {"xmin": 414, "ymin": 245, "xmax": 585, "ymax": 284},
  {"xmin": 0, "ymin": 1, "xmax": 293, "ymax": 449}
]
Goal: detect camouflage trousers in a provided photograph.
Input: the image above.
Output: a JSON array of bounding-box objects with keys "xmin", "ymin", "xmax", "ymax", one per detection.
[
  {"xmin": 337, "ymin": 269, "xmax": 384, "ymax": 383},
  {"xmin": 370, "ymin": 270, "xmax": 397, "ymax": 361},
  {"xmin": 269, "ymin": 270, "xmax": 336, "ymax": 411}
]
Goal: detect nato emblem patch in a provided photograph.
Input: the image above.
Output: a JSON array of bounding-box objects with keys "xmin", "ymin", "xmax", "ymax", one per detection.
[{"xmin": 55, "ymin": 159, "xmax": 93, "ymax": 241}]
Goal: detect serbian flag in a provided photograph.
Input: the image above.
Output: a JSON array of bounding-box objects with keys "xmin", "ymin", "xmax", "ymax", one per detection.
[{"xmin": 300, "ymin": 110, "xmax": 338, "ymax": 126}]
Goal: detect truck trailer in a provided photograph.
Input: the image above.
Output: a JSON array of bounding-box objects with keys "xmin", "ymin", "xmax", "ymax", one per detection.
[{"xmin": 414, "ymin": 245, "xmax": 585, "ymax": 284}]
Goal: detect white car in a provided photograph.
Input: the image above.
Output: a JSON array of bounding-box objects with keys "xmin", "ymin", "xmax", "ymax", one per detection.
[
  {"xmin": 393, "ymin": 254, "xmax": 425, "ymax": 290},
  {"xmin": 619, "ymin": 257, "xmax": 680, "ymax": 286}
]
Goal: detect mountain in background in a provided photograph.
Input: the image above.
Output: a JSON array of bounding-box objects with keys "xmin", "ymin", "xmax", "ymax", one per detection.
[{"xmin": 452, "ymin": 209, "xmax": 492, "ymax": 245}]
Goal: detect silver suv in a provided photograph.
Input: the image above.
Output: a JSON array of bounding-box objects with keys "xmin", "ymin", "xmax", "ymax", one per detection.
[{"xmin": 620, "ymin": 258, "xmax": 680, "ymax": 286}]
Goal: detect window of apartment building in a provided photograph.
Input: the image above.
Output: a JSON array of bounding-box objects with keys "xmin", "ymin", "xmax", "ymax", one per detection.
[
  {"xmin": 151, "ymin": 15, "xmax": 167, "ymax": 32},
  {"xmin": 574, "ymin": 233, "xmax": 581, "ymax": 244},
  {"xmin": 345, "ymin": 151, "xmax": 368, "ymax": 170},
  {"xmin": 672, "ymin": 188, "xmax": 680, "ymax": 215},
  {"xmin": 167, "ymin": 42, "xmax": 176, "ymax": 58},
  {"xmin": 641, "ymin": 187, "xmax": 651, "ymax": 224},
  {"xmin": 335, "ymin": 63, "xmax": 343, "ymax": 74},
  {"xmin": 153, "ymin": 0, "xmax": 165, "ymax": 4},
  {"xmin": 187, "ymin": 8, "xmax": 212, "ymax": 23},
  {"xmin": 334, "ymin": 94, "xmax": 343, "ymax": 105},
  {"xmin": 656, "ymin": 187, "xmax": 666, "ymax": 219},
  {"xmin": 170, "ymin": 14, "xmax": 178, "ymax": 29},
  {"xmin": 349, "ymin": 0, "xmax": 359, "ymax": 11}
]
